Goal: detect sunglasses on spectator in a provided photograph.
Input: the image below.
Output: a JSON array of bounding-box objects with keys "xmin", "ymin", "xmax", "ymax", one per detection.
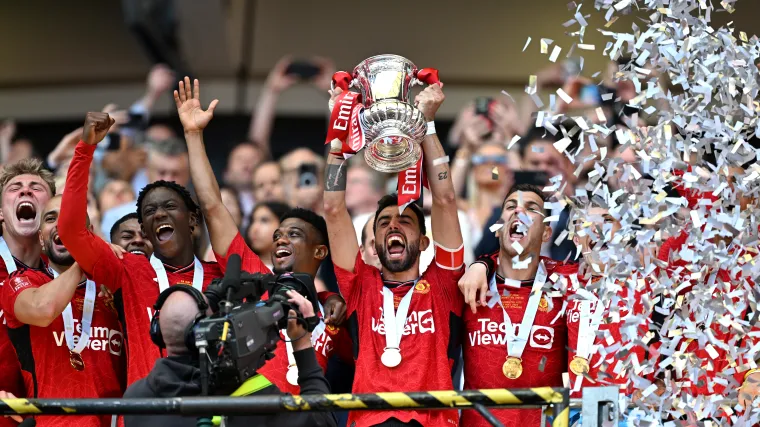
[{"xmin": 471, "ymin": 154, "xmax": 508, "ymax": 165}]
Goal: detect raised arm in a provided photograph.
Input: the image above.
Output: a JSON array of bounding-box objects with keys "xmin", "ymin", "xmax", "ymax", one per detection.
[
  {"xmin": 415, "ymin": 84, "xmax": 463, "ymax": 251},
  {"xmin": 322, "ymin": 126, "xmax": 360, "ymax": 272},
  {"xmin": 247, "ymin": 57, "xmax": 297, "ymax": 159},
  {"xmin": 59, "ymin": 113, "xmax": 124, "ymax": 286},
  {"xmin": 173, "ymin": 77, "xmax": 239, "ymax": 258},
  {"xmin": 12, "ymin": 265, "xmax": 83, "ymax": 327}
]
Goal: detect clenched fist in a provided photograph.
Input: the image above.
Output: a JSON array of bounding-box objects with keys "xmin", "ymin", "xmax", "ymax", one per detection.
[
  {"xmin": 414, "ymin": 83, "xmax": 445, "ymax": 121},
  {"xmin": 82, "ymin": 112, "xmax": 115, "ymax": 146}
]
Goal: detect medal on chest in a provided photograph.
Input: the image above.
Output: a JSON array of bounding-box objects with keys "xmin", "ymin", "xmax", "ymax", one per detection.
[
  {"xmin": 491, "ymin": 261, "xmax": 548, "ymax": 379},
  {"xmin": 69, "ymin": 350, "xmax": 85, "ymax": 371},
  {"xmin": 380, "ymin": 283, "xmax": 416, "ymax": 368},
  {"xmin": 51, "ymin": 268, "xmax": 96, "ymax": 372},
  {"xmin": 571, "ymin": 291, "xmax": 604, "ymax": 377}
]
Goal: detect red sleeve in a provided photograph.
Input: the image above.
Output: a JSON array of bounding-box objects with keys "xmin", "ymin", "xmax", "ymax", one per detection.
[
  {"xmin": 0, "ymin": 325, "xmax": 25, "ymax": 400},
  {"xmin": 658, "ymin": 229, "xmax": 689, "ymax": 264},
  {"xmin": 424, "ymin": 259, "xmax": 465, "ymax": 316},
  {"xmin": 1, "ymin": 272, "xmax": 42, "ymax": 328},
  {"xmin": 671, "ymin": 167, "xmax": 719, "ymax": 209},
  {"xmin": 332, "ymin": 253, "xmax": 370, "ymax": 317},
  {"xmin": 213, "ymin": 232, "xmax": 270, "ymax": 274},
  {"xmin": 59, "ymin": 142, "xmax": 124, "ymax": 291}
]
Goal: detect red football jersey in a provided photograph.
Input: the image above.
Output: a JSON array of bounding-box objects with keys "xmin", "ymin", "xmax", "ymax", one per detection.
[
  {"xmin": 462, "ymin": 256, "xmax": 577, "ymax": 427},
  {"xmin": 565, "ymin": 276, "xmax": 648, "ymax": 397},
  {"xmin": 0, "ymin": 255, "xmax": 27, "ymax": 423},
  {"xmin": 1, "ymin": 267, "xmax": 125, "ymax": 427},
  {"xmin": 215, "ymin": 232, "xmax": 353, "ymax": 394},
  {"xmin": 87, "ymin": 253, "xmax": 220, "ymax": 386},
  {"xmin": 59, "ymin": 141, "xmax": 223, "ymax": 386},
  {"xmin": 334, "ymin": 253, "xmax": 464, "ymax": 427}
]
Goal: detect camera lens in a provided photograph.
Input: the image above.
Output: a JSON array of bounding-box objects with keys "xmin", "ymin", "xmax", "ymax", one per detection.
[{"xmin": 299, "ymin": 172, "xmax": 317, "ymax": 187}]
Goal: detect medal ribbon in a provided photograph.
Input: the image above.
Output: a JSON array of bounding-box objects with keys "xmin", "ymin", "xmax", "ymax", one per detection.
[
  {"xmin": 285, "ymin": 303, "xmax": 326, "ymax": 384},
  {"xmin": 489, "ymin": 261, "xmax": 547, "ymax": 359},
  {"xmin": 150, "ymin": 255, "xmax": 204, "ymax": 293},
  {"xmin": 0, "ymin": 237, "xmax": 17, "ymax": 273},
  {"xmin": 50, "ymin": 268, "xmax": 96, "ymax": 355},
  {"xmin": 575, "ymin": 289, "xmax": 605, "ymax": 360},
  {"xmin": 382, "ymin": 281, "xmax": 417, "ymax": 355}
]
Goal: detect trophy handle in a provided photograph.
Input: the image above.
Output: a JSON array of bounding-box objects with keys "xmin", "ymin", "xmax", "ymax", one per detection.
[
  {"xmin": 414, "ymin": 68, "xmax": 440, "ymax": 85},
  {"xmin": 331, "ymin": 71, "xmax": 353, "ymax": 91}
]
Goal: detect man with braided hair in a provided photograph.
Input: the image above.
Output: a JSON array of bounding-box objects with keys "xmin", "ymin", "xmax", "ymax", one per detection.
[{"xmin": 59, "ymin": 112, "xmax": 223, "ymax": 386}]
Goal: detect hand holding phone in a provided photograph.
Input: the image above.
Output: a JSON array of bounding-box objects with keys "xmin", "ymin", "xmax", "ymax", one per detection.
[{"xmin": 286, "ymin": 61, "xmax": 322, "ymax": 80}]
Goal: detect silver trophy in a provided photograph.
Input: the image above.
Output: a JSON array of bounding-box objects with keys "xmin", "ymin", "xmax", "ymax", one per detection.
[{"xmin": 333, "ymin": 55, "xmax": 440, "ymax": 173}]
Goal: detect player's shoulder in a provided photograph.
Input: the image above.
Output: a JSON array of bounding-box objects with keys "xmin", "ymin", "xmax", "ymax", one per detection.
[
  {"xmin": 6, "ymin": 267, "xmax": 49, "ymax": 293},
  {"xmin": 201, "ymin": 259, "xmax": 222, "ymax": 276}
]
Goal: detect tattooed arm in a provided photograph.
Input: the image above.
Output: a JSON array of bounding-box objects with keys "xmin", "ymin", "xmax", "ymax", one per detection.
[
  {"xmin": 416, "ymin": 84, "xmax": 463, "ymax": 250},
  {"xmin": 322, "ymin": 147, "xmax": 360, "ymax": 272}
]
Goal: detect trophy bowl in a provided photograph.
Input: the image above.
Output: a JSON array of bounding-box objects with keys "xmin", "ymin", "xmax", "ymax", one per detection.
[{"xmin": 339, "ymin": 54, "xmax": 436, "ymax": 174}]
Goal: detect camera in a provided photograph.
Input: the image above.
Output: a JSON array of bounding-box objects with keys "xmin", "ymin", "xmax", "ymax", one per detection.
[{"xmin": 195, "ymin": 255, "xmax": 319, "ymax": 394}]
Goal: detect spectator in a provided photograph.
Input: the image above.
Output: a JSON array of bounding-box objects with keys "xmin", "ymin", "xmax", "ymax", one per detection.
[
  {"xmin": 358, "ymin": 214, "xmax": 381, "ymax": 269},
  {"xmin": 220, "ymin": 186, "xmax": 243, "ymax": 230},
  {"xmin": 99, "ymin": 179, "xmax": 136, "ymax": 213},
  {"xmin": 280, "ymin": 148, "xmax": 324, "ymax": 213},
  {"xmin": 144, "ymin": 138, "xmax": 191, "ymax": 188},
  {"xmin": 145, "ymin": 124, "xmax": 177, "ymax": 142},
  {"xmin": 252, "ymin": 161, "xmax": 285, "ymax": 204},
  {"xmin": 345, "ymin": 157, "xmax": 385, "ymax": 217},
  {"xmin": 223, "ymin": 142, "xmax": 266, "ymax": 218},
  {"xmin": 244, "ymin": 201, "xmax": 290, "ymax": 271}
]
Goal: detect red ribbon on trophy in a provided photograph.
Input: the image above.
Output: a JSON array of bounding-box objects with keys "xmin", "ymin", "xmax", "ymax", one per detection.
[
  {"xmin": 326, "ymin": 67, "xmax": 439, "ymax": 211},
  {"xmin": 325, "ymin": 72, "xmax": 366, "ymax": 156},
  {"xmin": 397, "ymin": 150, "xmax": 429, "ymax": 213}
]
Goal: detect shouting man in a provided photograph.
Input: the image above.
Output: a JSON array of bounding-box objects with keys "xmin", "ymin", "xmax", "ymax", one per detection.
[
  {"xmin": 457, "ymin": 184, "xmax": 578, "ymax": 427},
  {"xmin": 1, "ymin": 196, "xmax": 124, "ymax": 427},
  {"xmin": 324, "ymin": 83, "xmax": 465, "ymax": 427},
  {"xmin": 59, "ymin": 112, "xmax": 223, "ymax": 387},
  {"xmin": 0, "ymin": 158, "xmax": 57, "ymax": 426}
]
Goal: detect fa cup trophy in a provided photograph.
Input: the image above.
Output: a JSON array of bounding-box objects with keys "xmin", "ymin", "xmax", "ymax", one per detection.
[{"xmin": 326, "ymin": 54, "xmax": 440, "ymax": 173}]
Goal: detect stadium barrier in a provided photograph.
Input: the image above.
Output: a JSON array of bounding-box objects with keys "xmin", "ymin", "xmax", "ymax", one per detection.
[{"xmin": 0, "ymin": 387, "xmax": 570, "ymax": 427}]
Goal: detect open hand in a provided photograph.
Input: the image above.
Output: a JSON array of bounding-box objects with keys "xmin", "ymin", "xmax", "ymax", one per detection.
[
  {"xmin": 266, "ymin": 56, "xmax": 299, "ymax": 93},
  {"xmin": 147, "ymin": 64, "xmax": 176, "ymax": 96},
  {"xmin": 173, "ymin": 77, "xmax": 219, "ymax": 133},
  {"xmin": 82, "ymin": 112, "xmax": 115, "ymax": 146},
  {"xmin": 414, "ymin": 83, "xmax": 445, "ymax": 121}
]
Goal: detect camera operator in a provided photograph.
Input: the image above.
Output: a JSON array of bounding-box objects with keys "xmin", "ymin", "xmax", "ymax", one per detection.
[{"xmin": 123, "ymin": 286, "xmax": 336, "ymax": 427}]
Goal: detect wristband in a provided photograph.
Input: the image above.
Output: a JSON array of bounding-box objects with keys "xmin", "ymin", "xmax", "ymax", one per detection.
[
  {"xmin": 426, "ymin": 121, "xmax": 436, "ymax": 136},
  {"xmin": 432, "ymin": 155, "xmax": 450, "ymax": 166}
]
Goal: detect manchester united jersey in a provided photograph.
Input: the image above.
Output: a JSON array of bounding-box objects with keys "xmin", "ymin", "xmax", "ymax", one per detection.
[
  {"xmin": 334, "ymin": 253, "xmax": 464, "ymax": 427},
  {"xmin": 0, "ymin": 252, "xmax": 28, "ymax": 427},
  {"xmin": 462, "ymin": 256, "xmax": 577, "ymax": 427},
  {"xmin": 1, "ymin": 267, "xmax": 125, "ymax": 427},
  {"xmin": 59, "ymin": 141, "xmax": 223, "ymax": 386}
]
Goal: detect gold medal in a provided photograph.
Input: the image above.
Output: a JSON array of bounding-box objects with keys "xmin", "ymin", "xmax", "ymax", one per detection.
[
  {"xmin": 502, "ymin": 357, "xmax": 522, "ymax": 379},
  {"xmin": 570, "ymin": 356, "xmax": 590, "ymax": 376},
  {"xmin": 69, "ymin": 351, "xmax": 85, "ymax": 371}
]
